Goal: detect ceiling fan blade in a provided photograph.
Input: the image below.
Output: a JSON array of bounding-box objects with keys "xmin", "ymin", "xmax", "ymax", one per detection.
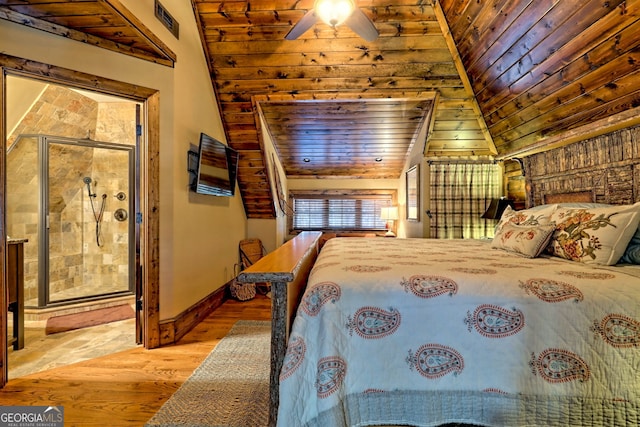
[
  {"xmin": 345, "ymin": 8, "xmax": 378, "ymax": 41},
  {"xmin": 285, "ymin": 10, "xmax": 318, "ymax": 40}
]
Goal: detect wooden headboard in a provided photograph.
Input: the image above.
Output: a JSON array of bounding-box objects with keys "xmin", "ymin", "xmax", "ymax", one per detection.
[{"xmin": 542, "ymin": 190, "xmax": 595, "ymax": 205}]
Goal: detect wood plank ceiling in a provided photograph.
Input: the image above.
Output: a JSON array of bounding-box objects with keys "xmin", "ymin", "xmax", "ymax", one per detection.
[
  {"xmin": 256, "ymin": 96, "xmax": 436, "ymax": 179},
  {"xmin": 439, "ymin": 0, "xmax": 640, "ymax": 157},
  {"xmin": 191, "ymin": 0, "xmax": 493, "ymax": 217},
  {"xmin": 2, "ymin": 1, "xmax": 640, "ymax": 218}
]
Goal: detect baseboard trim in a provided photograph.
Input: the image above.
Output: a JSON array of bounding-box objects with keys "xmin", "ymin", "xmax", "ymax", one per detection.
[{"xmin": 159, "ymin": 281, "xmax": 230, "ymax": 345}]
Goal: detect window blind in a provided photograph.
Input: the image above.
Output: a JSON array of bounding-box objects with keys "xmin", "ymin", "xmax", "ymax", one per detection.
[{"xmin": 291, "ymin": 195, "xmax": 392, "ymax": 231}]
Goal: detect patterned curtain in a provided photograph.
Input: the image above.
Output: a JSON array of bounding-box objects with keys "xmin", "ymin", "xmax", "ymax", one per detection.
[{"xmin": 429, "ymin": 162, "xmax": 502, "ymax": 239}]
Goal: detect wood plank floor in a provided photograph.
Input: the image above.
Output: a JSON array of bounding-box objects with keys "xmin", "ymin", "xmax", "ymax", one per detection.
[{"xmin": 0, "ymin": 295, "xmax": 272, "ymax": 427}]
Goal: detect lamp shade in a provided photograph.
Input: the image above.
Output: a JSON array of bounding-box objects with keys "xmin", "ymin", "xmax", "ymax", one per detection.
[
  {"xmin": 380, "ymin": 206, "xmax": 399, "ymax": 221},
  {"xmin": 481, "ymin": 198, "xmax": 514, "ymax": 220}
]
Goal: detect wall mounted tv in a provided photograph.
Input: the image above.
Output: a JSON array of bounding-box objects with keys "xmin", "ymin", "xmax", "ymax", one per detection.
[{"xmin": 188, "ymin": 133, "xmax": 239, "ymax": 196}]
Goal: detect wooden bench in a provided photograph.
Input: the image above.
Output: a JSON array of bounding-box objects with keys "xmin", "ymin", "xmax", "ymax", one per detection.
[{"xmin": 236, "ymin": 231, "xmax": 321, "ymax": 427}]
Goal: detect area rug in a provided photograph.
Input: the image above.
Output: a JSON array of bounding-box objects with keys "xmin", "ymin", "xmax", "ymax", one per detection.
[
  {"xmin": 44, "ymin": 304, "xmax": 135, "ymax": 335},
  {"xmin": 145, "ymin": 320, "xmax": 270, "ymax": 427}
]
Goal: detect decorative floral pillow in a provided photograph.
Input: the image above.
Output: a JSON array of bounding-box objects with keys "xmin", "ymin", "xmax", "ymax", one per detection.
[
  {"xmin": 491, "ymin": 223, "xmax": 556, "ymax": 258},
  {"xmin": 547, "ymin": 204, "xmax": 640, "ymax": 265},
  {"xmin": 496, "ymin": 204, "xmax": 557, "ymax": 233}
]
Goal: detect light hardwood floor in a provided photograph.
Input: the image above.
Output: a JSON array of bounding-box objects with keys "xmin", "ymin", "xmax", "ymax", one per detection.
[{"xmin": 0, "ymin": 295, "xmax": 272, "ymax": 426}]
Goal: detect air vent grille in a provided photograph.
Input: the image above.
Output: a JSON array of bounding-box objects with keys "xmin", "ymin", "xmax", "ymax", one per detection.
[{"xmin": 155, "ymin": 0, "xmax": 179, "ymax": 39}]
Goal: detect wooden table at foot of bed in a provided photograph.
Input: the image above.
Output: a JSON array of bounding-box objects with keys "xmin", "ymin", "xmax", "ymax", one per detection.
[{"xmin": 237, "ymin": 231, "xmax": 322, "ymax": 427}]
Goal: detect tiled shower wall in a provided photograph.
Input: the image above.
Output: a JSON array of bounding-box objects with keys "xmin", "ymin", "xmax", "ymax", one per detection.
[{"xmin": 6, "ymin": 85, "xmax": 135, "ymax": 306}]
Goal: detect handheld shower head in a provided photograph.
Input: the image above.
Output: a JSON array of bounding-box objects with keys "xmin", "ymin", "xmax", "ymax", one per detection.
[{"xmin": 83, "ymin": 177, "xmax": 96, "ymax": 197}]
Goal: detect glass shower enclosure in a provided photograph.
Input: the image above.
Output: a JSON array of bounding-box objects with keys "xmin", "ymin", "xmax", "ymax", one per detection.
[{"xmin": 7, "ymin": 134, "xmax": 135, "ymax": 308}]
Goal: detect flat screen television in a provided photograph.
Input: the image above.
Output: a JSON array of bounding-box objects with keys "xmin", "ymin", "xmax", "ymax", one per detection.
[{"xmin": 188, "ymin": 133, "xmax": 238, "ymax": 196}]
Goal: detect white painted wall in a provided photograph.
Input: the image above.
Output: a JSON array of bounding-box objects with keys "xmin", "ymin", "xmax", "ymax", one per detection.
[
  {"xmin": 0, "ymin": 0, "xmax": 247, "ymax": 319},
  {"xmin": 245, "ymin": 114, "xmax": 286, "ymax": 253},
  {"xmin": 402, "ymin": 123, "xmax": 429, "ymax": 238},
  {"xmin": 5, "ymin": 78, "xmax": 46, "ymax": 138}
]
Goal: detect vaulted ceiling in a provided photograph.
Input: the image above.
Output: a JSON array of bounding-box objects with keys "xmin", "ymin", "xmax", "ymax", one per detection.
[
  {"xmin": 1, "ymin": 0, "xmax": 639, "ymax": 219},
  {"xmin": 190, "ymin": 0, "xmax": 495, "ymax": 218}
]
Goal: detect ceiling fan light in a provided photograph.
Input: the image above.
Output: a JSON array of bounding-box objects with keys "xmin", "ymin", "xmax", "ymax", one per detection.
[{"xmin": 315, "ymin": 0, "xmax": 355, "ymax": 27}]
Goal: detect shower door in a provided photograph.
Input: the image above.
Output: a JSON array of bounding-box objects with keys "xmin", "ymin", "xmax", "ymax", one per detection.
[{"xmin": 42, "ymin": 136, "xmax": 135, "ymax": 305}]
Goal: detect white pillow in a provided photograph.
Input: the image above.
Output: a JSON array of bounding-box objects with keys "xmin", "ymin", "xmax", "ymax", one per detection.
[
  {"xmin": 492, "ymin": 223, "xmax": 556, "ymax": 258},
  {"xmin": 524, "ymin": 203, "xmax": 560, "ymax": 211},
  {"xmin": 547, "ymin": 203, "xmax": 640, "ymax": 265},
  {"xmin": 555, "ymin": 202, "xmax": 611, "ymax": 209},
  {"xmin": 496, "ymin": 204, "xmax": 557, "ymax": 233}
]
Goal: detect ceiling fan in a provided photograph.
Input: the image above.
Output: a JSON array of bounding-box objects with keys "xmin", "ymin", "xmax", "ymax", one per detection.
[{"xmin": 285, "ymin": 0, "xmax": 379, "ymax": 41}]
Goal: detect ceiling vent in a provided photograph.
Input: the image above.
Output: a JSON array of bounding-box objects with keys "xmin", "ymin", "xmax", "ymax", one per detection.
[{"xmin": 155, "ymin": 0, "xmax": 179, "ymax": 39}]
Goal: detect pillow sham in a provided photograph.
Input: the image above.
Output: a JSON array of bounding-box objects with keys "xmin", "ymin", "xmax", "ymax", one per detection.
[
  {"xmin": 496, "ymin": 204, "xmax": 557, "ymax": 232},
  {"xmin": 547, "ymin": 203, "xmax": 640, "ymax": 266},
  {"xmin": 491, "ymin": 223, "xmax": 556, "ymax": 258}
]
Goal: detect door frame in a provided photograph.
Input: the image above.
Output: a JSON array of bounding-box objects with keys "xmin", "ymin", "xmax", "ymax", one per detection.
[{"xmin": 0, "ymin": 53, "xmax": 161, "ymax": 388}]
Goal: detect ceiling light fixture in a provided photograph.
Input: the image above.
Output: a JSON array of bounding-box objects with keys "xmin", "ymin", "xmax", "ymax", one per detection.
[
  {"xmin": 285, "ymin": 0, "xmax": 378, "ymax": 41},
  {"xmin": 375, "ymin": 157, "xmax": 383, "ymax": 162},
  {"xmin": 315, "ymin": 0, "xmax": 355, "ymax": 27},
  {"xmin": 303, "ymin": 158, "xmax": 311, "ymax": 162}
]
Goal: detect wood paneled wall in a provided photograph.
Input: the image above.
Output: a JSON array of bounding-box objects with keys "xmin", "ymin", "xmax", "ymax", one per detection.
[{"xmin": 508, "ymin": 125, "xmax": 640, "ymax": 207}]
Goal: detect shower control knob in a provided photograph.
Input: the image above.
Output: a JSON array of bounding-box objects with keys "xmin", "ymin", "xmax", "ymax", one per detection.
[
  {"xmin": 114, "ymin": 208, "xmax": 128, "ymax": 222},
  {"xmin": 115, "ymin": 192, "xmax": 127, "ymax": 201}
]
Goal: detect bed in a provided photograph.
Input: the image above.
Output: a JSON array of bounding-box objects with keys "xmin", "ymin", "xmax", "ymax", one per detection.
[{"xmin": 238, "ymin": 197, "xmax": 640, "ymax": 427}]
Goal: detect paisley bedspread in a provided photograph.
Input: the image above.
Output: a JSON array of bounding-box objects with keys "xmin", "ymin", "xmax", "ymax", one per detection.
[{"xmin": 277, "ymin": 238, "xmax": 640, "ymax": 427}]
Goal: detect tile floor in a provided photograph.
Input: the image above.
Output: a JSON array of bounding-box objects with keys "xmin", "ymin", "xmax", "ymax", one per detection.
[{"xmin": 7, "ymin": 315, "xmax": 138, "ymax": 379}]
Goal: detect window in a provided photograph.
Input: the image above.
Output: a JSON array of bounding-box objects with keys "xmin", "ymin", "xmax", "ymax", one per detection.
[{"xmin": 289, "ymin": 190, "xmax": 394, "ymax": 232}]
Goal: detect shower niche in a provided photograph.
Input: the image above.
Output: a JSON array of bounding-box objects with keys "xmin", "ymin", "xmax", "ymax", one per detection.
[{"xmin": 7, "ymin": 135, "xmax": 135, "ymax": 308}]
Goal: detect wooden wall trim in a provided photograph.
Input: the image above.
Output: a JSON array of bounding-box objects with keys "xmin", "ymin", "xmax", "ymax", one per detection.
[
  {"xmin": 144, "ymin": 91, "xmax": 162, "ymax": 349},
  {"xmin": 158, "ymin": 283, "xmax": 229, "ymax": 346},
  {"xmin": 0, "ymin": 68, "xmax": 7, "ymax": 387}
]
